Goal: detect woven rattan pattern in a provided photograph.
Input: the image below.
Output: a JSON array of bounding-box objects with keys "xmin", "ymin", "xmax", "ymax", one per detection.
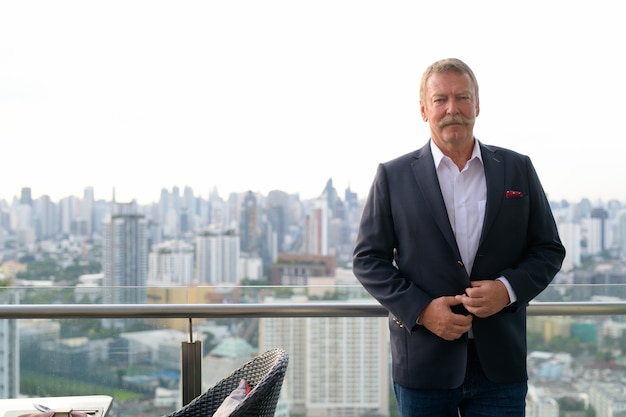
[{"xmin": 163, "ymin": 348, "xmax": 289, "ymax": 417}]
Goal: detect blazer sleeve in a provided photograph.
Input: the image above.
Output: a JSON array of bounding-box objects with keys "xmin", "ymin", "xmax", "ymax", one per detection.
[{"xmin": 352, "ymin": 163, "xmax": 433, "ymax": 330}]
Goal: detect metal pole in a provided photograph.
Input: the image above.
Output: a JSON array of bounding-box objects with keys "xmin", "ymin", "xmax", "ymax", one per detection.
[{"xmin": 181, "ymin": 318, "xmax": 202, "ymax": 406}]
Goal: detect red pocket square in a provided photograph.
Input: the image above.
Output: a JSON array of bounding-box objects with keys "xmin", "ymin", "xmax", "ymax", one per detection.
[{"xmin": 506, "ymin": 190, "xmax": 523, "ymax": 198}]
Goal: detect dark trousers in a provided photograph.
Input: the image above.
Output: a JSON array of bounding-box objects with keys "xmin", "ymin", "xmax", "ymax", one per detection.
[{"xmin": 393, "ymin": 341, "xmax": 527, "ymax": 417}]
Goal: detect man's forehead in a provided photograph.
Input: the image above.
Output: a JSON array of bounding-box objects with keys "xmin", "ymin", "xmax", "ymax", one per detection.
[{"xmin": 426, "ymin": 72, "xmax": 474, "ymax": 94}]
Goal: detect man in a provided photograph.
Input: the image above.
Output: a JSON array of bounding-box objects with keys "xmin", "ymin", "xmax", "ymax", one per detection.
[{"xmin": 352, "ymin": 58, "xmax": 565, "ymax": 416}]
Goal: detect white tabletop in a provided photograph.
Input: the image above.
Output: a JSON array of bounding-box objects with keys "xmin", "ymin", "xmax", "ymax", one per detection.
[{"xmin": 0, "ymin": 395, "xmax": 113, "ymax": 417}]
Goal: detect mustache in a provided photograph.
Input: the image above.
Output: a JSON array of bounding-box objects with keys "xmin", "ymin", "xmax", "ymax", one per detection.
[{"xmin": 438, "ymin": 115, "xmax": 473, "ymax": 128}]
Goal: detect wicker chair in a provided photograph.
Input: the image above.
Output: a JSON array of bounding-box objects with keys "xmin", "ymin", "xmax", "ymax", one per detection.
[{"xmin": 164, "ymin": 348, "xmax": 289, "ymax": 417}]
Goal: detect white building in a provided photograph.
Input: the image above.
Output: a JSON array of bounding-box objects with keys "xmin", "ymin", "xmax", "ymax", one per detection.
[
  {"xmin": 149, "ymin": 240, "xmax": 195, "ymax": 285},
  {"xmin": 556, "ymin": 221, "xmax": 581, "ymax": 272},
  {"xmin": 590, "ymin": 382, "xmax": 626, "ymax": 417},
  {"xmin": 304, "ymin": 200, "xmax": 328, "ymax": 256},
  {"xmin": 260, "ymin": 297, "xmax": 389, "ymax": 417},
  {"xmin": 196, "ymin": 230, "xmax": 240, "ymax": 284},
  {"xmin": 239, "ymin": 255, "xmax": 263, "ymax": 281}
]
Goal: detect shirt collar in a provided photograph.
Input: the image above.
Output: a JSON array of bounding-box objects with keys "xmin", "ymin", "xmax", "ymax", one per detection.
[{"xmin": 430, "ymin": 138, "xmax": 483, "ymax": 168}]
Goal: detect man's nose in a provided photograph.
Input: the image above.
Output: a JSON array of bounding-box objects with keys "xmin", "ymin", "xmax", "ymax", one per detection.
[{"xmin": 446, "ymin": 100, "xmax": 459, "ymax": 115}]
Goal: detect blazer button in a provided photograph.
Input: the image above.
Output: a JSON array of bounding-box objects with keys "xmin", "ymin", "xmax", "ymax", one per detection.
[{"xmin": 457, "ymin": 260, "xmax": 464, "ymax": 267}]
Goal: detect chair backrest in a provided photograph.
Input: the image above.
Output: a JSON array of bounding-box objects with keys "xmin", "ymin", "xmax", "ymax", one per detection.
[{"xmin": 165, "ymin": 348, "xmax": 289, "ymax": 417}]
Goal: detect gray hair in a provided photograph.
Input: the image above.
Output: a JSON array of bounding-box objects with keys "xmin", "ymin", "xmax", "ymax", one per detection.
[{"xmin": 419, "ymin": 58, "xmax": 479, "ymax": 103}]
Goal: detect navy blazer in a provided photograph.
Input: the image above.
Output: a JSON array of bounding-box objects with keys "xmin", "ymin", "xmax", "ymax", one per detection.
[{"xmin": 352, "ymin": 140, "xmax": 565, "ymax": 389}]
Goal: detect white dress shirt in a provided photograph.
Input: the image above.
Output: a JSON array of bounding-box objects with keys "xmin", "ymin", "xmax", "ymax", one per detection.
[{"xmin": 430, "ymin": 139, "xmax": 516, "ymax": 302}]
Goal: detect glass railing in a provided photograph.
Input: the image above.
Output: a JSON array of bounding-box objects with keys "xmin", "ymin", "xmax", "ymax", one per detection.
[{"xmin": 1, "ymin": 285, "xmax": 625, "ymax": 417}]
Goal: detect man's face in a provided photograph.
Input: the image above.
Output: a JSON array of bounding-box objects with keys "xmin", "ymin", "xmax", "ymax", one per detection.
[{"xmin": 420, "ymin": 71, "xmax": 479, "ymax": 152}]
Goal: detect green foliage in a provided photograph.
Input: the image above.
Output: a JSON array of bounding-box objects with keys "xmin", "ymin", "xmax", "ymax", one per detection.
[
  {"xmin": 16, "ymin": 256, "xmax": 102, "ymax": 284},
  {"xmin": 59, "ymin": 318, "xmax": 120, "ymax": 339},
  {"xmin": 389, "ymin": 385, "xmax": 399, "ymax": 417},
  {"xmin": 17, "ymin": 258, "xmax": 59, "ymax": 280},
  {"xmin": 527, "ymin": 331, "xmax": 585, "ymax": 356},
  {"xmin": 274, "ymin": 286, "xmax": 294, "ymax": 298},
  {"xmin": 20, "ymin": 370, "xmax": 142, "ymax": 401}
]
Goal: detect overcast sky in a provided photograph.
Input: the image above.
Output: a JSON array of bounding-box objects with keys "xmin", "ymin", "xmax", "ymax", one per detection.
[{"xmin": 1, "ymin": 1, "xmax": 624, "ymax": 205}]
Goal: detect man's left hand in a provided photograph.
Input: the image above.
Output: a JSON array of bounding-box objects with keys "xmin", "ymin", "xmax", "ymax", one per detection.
[{"xmin": 455, "ymin": 280, "xmax": 510, "ymax": 318}]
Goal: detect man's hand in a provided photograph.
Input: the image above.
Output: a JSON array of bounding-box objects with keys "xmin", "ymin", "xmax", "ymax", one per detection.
[
  {"xmin": 419, "ymin": 296, "xmax": 473, "ymax": 341},
  {"xmin": 455, "ymin": 280, "xmax": 510, "ymax": 318}
]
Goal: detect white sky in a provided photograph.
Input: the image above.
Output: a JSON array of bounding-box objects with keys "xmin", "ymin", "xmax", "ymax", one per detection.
[{"xmin": 1, "ymin": 1, "xmax": 624, "ymax": 205}]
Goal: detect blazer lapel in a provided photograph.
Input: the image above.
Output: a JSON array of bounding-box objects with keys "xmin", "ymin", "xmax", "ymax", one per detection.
[
  {"xmin": 479, "ymin": 143, "xmax": 505, "ymax": 246},
  {"xmin": 411, "ymin": 143, "xmax": 460, "ymax": 256}
]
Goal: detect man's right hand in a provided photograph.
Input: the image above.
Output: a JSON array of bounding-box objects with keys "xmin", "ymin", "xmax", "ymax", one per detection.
[{"xmin": 419, "ymin": 296, "xmax": 473, "ymax": 341}]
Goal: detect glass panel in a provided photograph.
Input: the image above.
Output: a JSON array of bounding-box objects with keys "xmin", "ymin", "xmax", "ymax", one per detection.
[{"xmin": 1, "ymin": 285, "xmax": 623, "ymax": 416}]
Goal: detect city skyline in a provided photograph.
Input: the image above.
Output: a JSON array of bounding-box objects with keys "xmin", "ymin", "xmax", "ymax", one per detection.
[
  {"xmin": 1, "ymin": 1, "xmax": 625, "ymax": 204},
  {"xmin": 2, "ymin": 180, "xmax": 625, "ymax": 208}
]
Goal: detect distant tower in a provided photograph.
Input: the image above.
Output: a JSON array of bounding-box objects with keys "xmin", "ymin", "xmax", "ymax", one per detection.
[
  {"xmin": 344, "ymin": 185, "xmax": 358, "ymax": 210},
  {"xmin": 583, "ymin": 207, "xmax": 610, "ymax": 256},
  {"xmin": 80, "ymin": 186, "xmax": 95, "ymax": 236},
  {"xmin": 36, "ymin": 194, "xmax": 58, "ymax": 239},
  {"xmin": 304, "ymin": 199, "xmax": 328, "ymax": 255},
  {"xmin": 102, "ymin": 202, "xmax": 148, "ymax": 324},
  {"xmin": 591, "ymin": 207, "xmax": 610, "ymax": 252},
  {"xmin": 20, "ymin": 187, "xmax": 32, "ymax": 206},
  {"xmin": 240, "ymin": 191, "xmax": 260, "ymax": 255}
]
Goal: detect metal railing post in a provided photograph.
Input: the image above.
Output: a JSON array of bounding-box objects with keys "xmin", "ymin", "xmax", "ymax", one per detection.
[{"xmin": 181, "ymin": 318, "xmax": 202, "ymax": 406}]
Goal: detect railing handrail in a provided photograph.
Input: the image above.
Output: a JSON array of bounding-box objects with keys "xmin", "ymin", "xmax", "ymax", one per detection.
[{"xmin": 1, "ymin": 301, "xmax": 626, "ymax": 319}]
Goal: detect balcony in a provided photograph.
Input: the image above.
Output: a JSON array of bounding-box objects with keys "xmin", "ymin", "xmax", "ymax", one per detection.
[{"xmin": 1, "ymin": 285, "xmax": 626, "ymax": 417}]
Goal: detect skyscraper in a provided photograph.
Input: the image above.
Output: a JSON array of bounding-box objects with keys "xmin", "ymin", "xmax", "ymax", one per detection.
[
  {"xmin": 36, "ymin": 194, "xmax": 58, "ymax": 240},
  {"xmin": 102, "ymin": 202, "xmax": 148, "ymax": 308},
  {"xmin": 20, "ymin": 187, "xmax": 32, "ymax": 206},
  {"xmin": 240, "ymin": 191, "xmax": 261, "ymax": 256}
]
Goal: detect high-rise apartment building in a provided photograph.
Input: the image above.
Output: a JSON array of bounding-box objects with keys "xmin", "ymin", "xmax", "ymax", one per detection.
[
  {"xmin": 196, "ymin": 229, "xmax": 240, "ymax": 284},
  {"xmin": 13, "ymin": 203, "xmax": 35, "ymax": 245},
  {"xmin": 260, "ymin": 297, "xmax": 390, "ymax": 417},
  {"xmin": 579, "ymin": 207, "xmax": 612, "ymax": 258},
  {"xmin": 102, "ymin": 202, "xmax": 148, "ymax": 307},
  {"xmin": 267, "ymin": 190, "xmax": 290, "ymax": 253},
  {"xmin": 148, "ymin": 240, "xmax": 194, "ymax": 285},
  {"xmin": 59, "ymin": 195, "xmax": 79, "ymax": 236},
  {"xmin": 556, "ymin": 221, "xmax": 581, "ymax": 273},
  {"xmin": 80, "ymin": 186, "xmax": 95, "ymax": 236},
  {"xmin": 304, "ymin": 199, "xmax": 328, "ymax": 255}
]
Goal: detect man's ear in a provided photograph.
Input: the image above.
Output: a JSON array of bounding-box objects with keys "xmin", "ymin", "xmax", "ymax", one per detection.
[{"xmin": 420, "ymin": 101, "xmax": 427, "ymax": 121}]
